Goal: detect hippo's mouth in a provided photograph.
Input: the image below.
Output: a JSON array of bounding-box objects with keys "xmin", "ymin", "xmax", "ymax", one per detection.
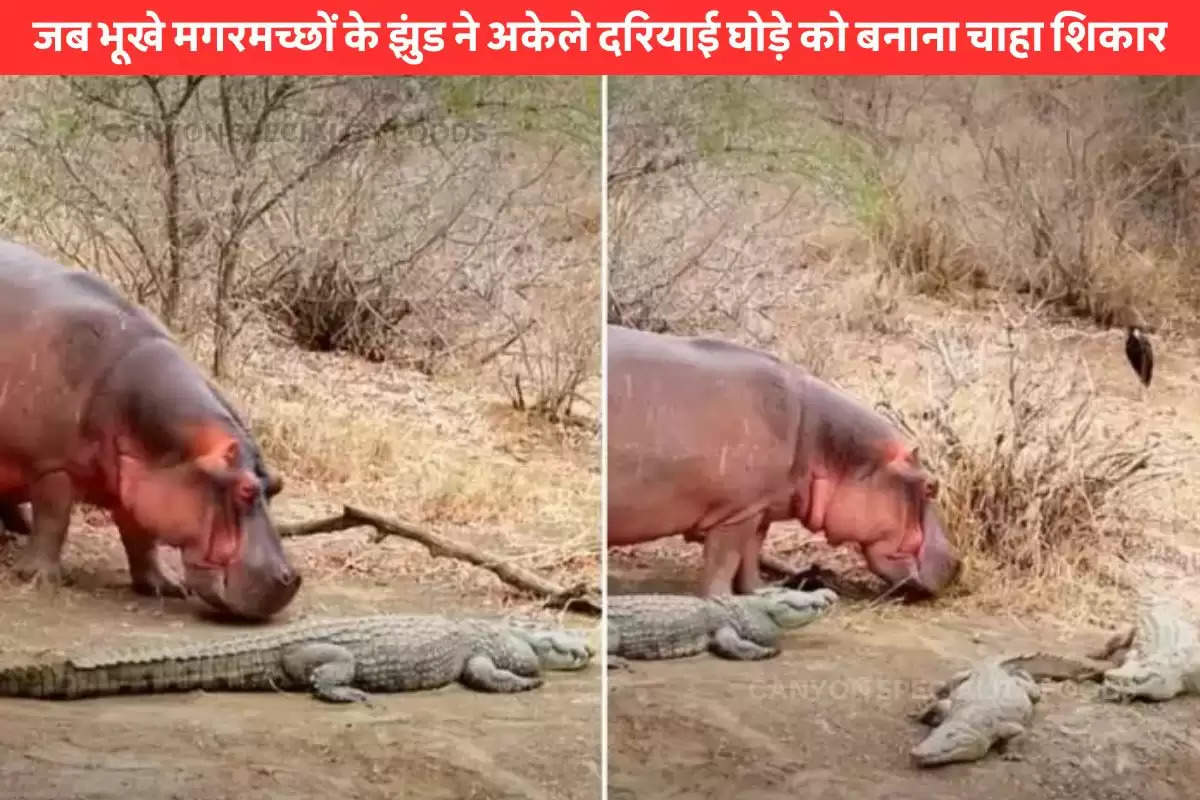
[
  {"xmin": 182, "ymin": 563, "xmax": 234, "ymax": 613},
  {"xmin": 182, "ymin": 561, "xmax": 300, "ymax": 620},
  {"xmin": 910, "ymin": 502, "xmax": 961, "ymax": 597}
]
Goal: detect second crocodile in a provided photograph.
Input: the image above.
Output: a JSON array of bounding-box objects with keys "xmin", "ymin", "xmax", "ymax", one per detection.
[
  {"xmin": 944, "ymin": 596, "xmax": 1200, "ymax": 702},
  {"xmin": 911, "ymin": 657, "xmax": 1041, "ymax": 766},
  {"xmin": 0, "ymin": 614, "xmax": 593, "ymax": 702},
  {"xmin": 607, "ymin": 586, "xmax": 837, "ymax": 665}
]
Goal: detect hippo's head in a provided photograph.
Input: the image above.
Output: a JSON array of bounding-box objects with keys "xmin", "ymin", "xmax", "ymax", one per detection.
[
  {"xmin": 817, "ymin": 447, "xmax": 960, "ymax": 598},
  {"xmin": 117, "ymin": 428, "xmax": 301, "ymax": 619}
]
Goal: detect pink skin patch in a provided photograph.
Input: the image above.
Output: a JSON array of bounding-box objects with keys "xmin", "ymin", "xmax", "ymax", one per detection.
[
  {"xmin": 201, "ymin": 472, "xmax": 258, "ymax": 567},
  {"xmin": 800, "ymin": 445, "xmax": 945, "ymax": 591}
]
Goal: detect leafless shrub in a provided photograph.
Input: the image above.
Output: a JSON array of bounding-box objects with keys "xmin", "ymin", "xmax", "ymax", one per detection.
[
  {"xmin": 607, "ymin": 77, "xmax": 844, "ymax": 344},
  {"xmin": 869, "ymin": 198, "xmax": 984, "ymax": 298},
  {"xmin": 875, "ymin": 320, "xmax": 1166, "ymax": 606},
  {"xmin": 826, "ymin": 77, "xmax": 1200, "ymax": 329},
  {"xmin": 263, "ymin": 255, "xmax": 413, "ymax": 364},
  {"xmin": 0, "ymin": 77, "xmax": 600, "ymax": 422},
  {"xmin": 495, "ymin": 263, "xmax": 599, "ymax": 424}
]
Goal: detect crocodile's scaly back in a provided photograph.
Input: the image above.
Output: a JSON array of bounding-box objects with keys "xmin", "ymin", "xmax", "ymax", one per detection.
[
  {"xmin": 607, "ymin": 588, "xmax": 837, "ymax": 662},
  {"xmin": 0, "ymin": 614, "xmax": 591, "ymax": 701},
  {"xmin": 607, "ymin": 594, "xmax": 716, "ymax": 660},
  {"xmin": 912, "ymin": 659, "xmax": 1040, "ymax": 767}
]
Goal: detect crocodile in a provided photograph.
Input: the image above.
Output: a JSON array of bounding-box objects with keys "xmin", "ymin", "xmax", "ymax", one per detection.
[
  {"xmin": 934, "ymin": 598, "xmax": 1200, "ymax": 702},
  {"xmin": 911, "ymin": 658, "xmax": 1041, "ymax": 767},
  {"xmin": 1099, "ymin": 596, "xmax": 1200, "ymax": 701},
  {"xmin": 607, "ymin": 586, "xmax": 837, "ymax": 665},
  {"xmin": 0, "ymin": 614, "xmax": 593, "ymax": 702}
]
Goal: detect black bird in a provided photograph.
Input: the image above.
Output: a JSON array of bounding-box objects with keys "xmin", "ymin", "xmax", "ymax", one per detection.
[{"xmin": 1125, "ymin": 326, "xmax": 1153, "ymax": 387}]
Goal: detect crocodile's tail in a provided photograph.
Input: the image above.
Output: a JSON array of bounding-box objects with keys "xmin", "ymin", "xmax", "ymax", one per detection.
[
  {"xmin": 0, "ymin": 653, "xmax": 283, "ymax": 699},
  {"xmin": 0, "ymin": 661, "xmax": 88, "ymax": 699}
]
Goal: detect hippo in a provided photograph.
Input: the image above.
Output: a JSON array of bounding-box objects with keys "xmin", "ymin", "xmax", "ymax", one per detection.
[
  {"xmin": 0, "ymin": 239, "xmax": 300, "ymax": 619},
  {"xmin": 607, "ymin": 324, "xmax": 961, "ymax": 599}
]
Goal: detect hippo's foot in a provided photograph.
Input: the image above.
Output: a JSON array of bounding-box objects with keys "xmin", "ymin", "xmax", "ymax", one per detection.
[
  {"xmin": 128, "ymin": 562, "xmax": 187, "ymax": 599},
  {"xmin": 12, "ymin": 553, "xmax": 65, "ymax": 587}
]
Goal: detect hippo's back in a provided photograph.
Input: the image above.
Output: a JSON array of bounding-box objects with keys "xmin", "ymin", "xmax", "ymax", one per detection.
[
  {"xmin": 0, "ymin": 241, "xmax": 165, "ymax": 336},
  {"xmin": 607, "ymin": 325, "xmax": 805, "ymax": 543},
  {"xmin": 0, "ymin": 240, "xmax": 172, "ymax": 462}
]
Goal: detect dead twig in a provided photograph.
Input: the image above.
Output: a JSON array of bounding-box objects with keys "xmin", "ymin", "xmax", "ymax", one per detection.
[
  {"xmin": 758, "ymin": 551, "xmax": 880, "ymax": 601},
  {"xmin": 277, "ymin": 505, "xmax": 601, "ymax": 614}
]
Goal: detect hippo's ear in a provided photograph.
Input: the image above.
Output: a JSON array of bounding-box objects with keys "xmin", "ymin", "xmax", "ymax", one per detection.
[{"xmin": 195, "ymin": 439, "xmax": 240, "ymax": 481}]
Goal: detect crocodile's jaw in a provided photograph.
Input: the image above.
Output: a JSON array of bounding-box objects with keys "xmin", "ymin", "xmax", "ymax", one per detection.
[
  {"xmin": 523, "ymin": 631, "xmax": 594, "ymax": 671},
  {"xmin": 1102, "ymin": 662, "xmax": 1184, "ymax": 701},
  {"xmin": 910, "ymin": 720, "xmax": 992, "ymax": 766},
  {"xmin": 760, "ymin": 588, "xmax": 839, "ymax": 630}
]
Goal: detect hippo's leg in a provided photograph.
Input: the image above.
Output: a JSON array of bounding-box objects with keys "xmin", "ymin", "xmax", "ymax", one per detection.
[
  {"xmin": 734, "ymin": 518, "xmax": 771, "ymax": 594},
  {"xmin": 113, "ymin": 512, "xmax": 186, "ymax": 598},
  {"xmin": 13, "ymin": 471, "xmax": 73, "ymax": 584},
  {"xmin": 701, "ymin": 517, "xmax": 762, "ymax": 596}
]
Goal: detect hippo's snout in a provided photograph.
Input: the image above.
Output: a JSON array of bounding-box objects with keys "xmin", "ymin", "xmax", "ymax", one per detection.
[
  {"xmin": 910, "ymin": 503, "xmax": 960, "ymax": 597},
  {"xmin": 184, "ymin": 559, "xmax": 301, "ymax": 620}
]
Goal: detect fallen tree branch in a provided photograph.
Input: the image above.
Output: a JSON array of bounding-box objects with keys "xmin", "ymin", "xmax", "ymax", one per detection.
[
  {"xmin": 277, "ymin": 505, "xmax": 601, "ymax": 615},
  {"xmin": 760, "ymin": 551, "xmax": 878, "ymax": 600}
]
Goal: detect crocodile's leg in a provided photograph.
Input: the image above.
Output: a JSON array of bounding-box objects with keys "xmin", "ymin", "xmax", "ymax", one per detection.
[
  {"xmin": 709, "ymin": 624, "xmax": 779, "ymax": 660},
  {"xmin": 994, "ymin": 721, "xmax": 1028, "ymax": 747},
  {"xmin": 1090, "ymin": 625, "xmax": 1135, "ymax": 664},
  {"xmin": 915, "ymin": 697, "xmax": 952, "ymax": 725},
  {"xmin": 281, "ymin": 642, "xmax": 371, "ymax": 703},
  {"xmin": 606, "ymin": 624, "xmax": 632, "ymax": 670},
  {"xmin": 461, "ymin": 655, "xmax": 544, "ymax": 692}
]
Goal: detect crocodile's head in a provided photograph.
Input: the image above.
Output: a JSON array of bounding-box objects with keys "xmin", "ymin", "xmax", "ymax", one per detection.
[
  {"xmin": 910, "ymin": 720, "xmax": 993, "ymax": 767},
  {"xmin": 752, "ymin": 586, "xmax": 838, "ymax": 629},
  {"xmin": 513, "ymin": 628, "xmax": 594, "ymax": 671},
  {"xmin": 1102, "ymin": 659, "xmax": 1185, "ymax": 701}
]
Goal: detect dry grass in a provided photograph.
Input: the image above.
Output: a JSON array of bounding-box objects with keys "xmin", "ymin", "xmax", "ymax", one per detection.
[
  {"xmin": 873, "ymin": 318, "xmax": 1169, "ymax": 620},
  {"xmin": 219, "ymin": 325, "xmax": 600, "ymax": 603}
]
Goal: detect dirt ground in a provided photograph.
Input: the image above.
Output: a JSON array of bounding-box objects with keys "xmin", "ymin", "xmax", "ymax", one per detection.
[
  {"xmin": 0, "ymin": 527, "xmax": 600, "ymax": 800},
  {"xmin": 607, "ymin": 600, "xmax": 1200, "ymax": 800},
  {"xmin": 607, "ymin": 301, "xmax": 1200, "ymax": 800}
]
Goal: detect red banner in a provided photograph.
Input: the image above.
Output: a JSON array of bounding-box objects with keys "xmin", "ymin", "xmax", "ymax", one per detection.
[{"xmin": 0, "ymin": 0, "xmax": 1192, "ymax": 74}]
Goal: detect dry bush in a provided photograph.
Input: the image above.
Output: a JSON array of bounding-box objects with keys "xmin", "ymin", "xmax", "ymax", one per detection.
[
  {"xmin": 264, "ymin": 256, "xmax": 414, "ymax": 364},
  {"xmin": 875, "ymin": 322, "xmax": 1165, "ymax": 611},
  {"xmin": 869, "ymin": 200, "xmax": 984, "ymax": 298},
  {"xmin": 610, "ymin": 77, "xmax": 1200, "ymax": 339},
  {"xmin": 0, "ymin": 76, "xmax": 601, "ymax": 423},
  {"xmin": 607, "ymin": 77, "xmax": 849, "ymax": 346},
  {"xmin": 497, "ymin": 288, "xmax": 600, "ymax": 424},
  {"xmin": 829, "ymin": 77, "xmax": 1200, "ymax": 329}
]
